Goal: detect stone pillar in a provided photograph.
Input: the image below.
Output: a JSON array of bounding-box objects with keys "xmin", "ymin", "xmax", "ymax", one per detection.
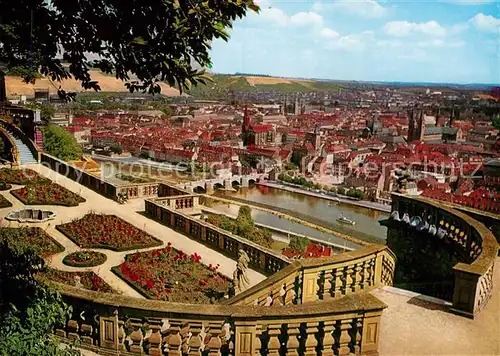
[
  {"xmin": 451, "ymin": 267, "xmax": 480, "ymax": 318},
  {"xmin": 234, "ymin": 322, "xmax": 259, "ymax": 356},
  {"xmin": 99, "ymin": 312, "xmax": 119, "ymax": 350},
  {"xmin": 360, "ymin": 311, "xmax": 383, "ymax": 355},
  {"xmin": 241, "ymin": 177, "xmax": 249, "ymax": 188},
  {"xmin": 301, "ymin": 270, "xmax": 319, "ymax": 303},
  {"xmin": 224, "ymin": 179, "xmax": 232, "ymax": 190},
  {"xmin": 206, "ymin": 184, "xmax": 214, "ymax": 194}
]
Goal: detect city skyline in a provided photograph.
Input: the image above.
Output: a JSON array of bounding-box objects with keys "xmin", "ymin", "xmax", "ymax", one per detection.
[{"xmin": 210, "ymin": 0, "xmax": 500, "ymax": 84}]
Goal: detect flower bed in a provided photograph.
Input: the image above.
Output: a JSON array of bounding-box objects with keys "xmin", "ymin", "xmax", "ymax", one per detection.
[
  {"xmin": 11, "ymin": 182, "xmax": 86, "ymax": 206},
  {"xmin": 63, "ymin": 250, "xmax": 107, "ymax": 267},
  {"xmin": 0, "ymin": 227, "xmax": 64, "ymax": 256},
  {"xmin": 113, "ymin": 243, "xmax": 230, "ymax": 303},
  {"xmin": 41, "ymin": 268, "xmax": 113, "ymax": 293},
  {"xmin": 57, "ymin": 213, "xmax": 162, "ymax": 251},
  {"xmin": 0, "ymin": 182, "xmax": 12, "ymax": 191},
  {"xmin": 0, "ymin": 194, "xmax": 12, "ymax": 208},
  {"xmin": 0, "ymin": 168, "xmax": 47, "ymax": 185}
]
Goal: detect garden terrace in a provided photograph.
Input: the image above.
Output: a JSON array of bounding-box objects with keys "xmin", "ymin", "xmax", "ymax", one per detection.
[
  {"xmin": 0, "ymin": 194, "xmax": 12, "ymax": 208},
  {"xmin": 56, "ymin": 213, "xmax": 163, "ymax": 251},
  {"xmin": 11, "ymin": 182, "xmax": 86, "ymax": 206},
  {"xmin": 383, "ymin": 193, "xmax": 498, "ymax": 319},
  {"xmin": 145, "ymin": 198, "xmax": 289, "ymax": 275},
  {"xmin": 41, "ymin": 269, "xmax": 113, "ymax": 293},
  {"xmin": 0, "ymin": 167, "xmax": 46, "ymax": 184},
  {"xmin": 0, "ymin": 227, "xmax": 64, "ymax": 256},
  {"xmin": 112, "ymin": 244, "xmax": 231, "ymax": 303}
]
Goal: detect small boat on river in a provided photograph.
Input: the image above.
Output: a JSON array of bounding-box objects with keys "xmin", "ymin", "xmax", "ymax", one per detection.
[{"xmin": 337, "ymin": 214, "xmax": 355, "ymax": 225}]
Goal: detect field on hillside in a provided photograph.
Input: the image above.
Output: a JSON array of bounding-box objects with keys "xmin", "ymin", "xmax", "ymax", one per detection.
[
  {"xmin": 186, "ymin": 74, "xmax": 342, "ymax": 98},
  {"xmin": 6, "ymin": 71, "xmax": 182, "ymax": 98}
]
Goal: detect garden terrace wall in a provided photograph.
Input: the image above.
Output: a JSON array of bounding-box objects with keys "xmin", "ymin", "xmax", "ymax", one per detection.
[
  {"xmin": 158, "ymin": 183, "xmax": 191, "ymax": 197},
  {"xmin": 53, "ymin": 282, "xmax": 387, "ymax": 356},
  {"xmin": 145, "ymin": 198, "xmax": 289, "ymax": 275},
  {"xmin": 388, "ymin": 193, "xmax": 498, "ymax": 319},
  {"xmin": 225, "ymin": 245, "xmax": 396, "ymax": 306},
  {"xmin": 41, "ymin": 153, "xmax": 118, "ymax": 199},
  {"xmin": 116, "ymin": 183, "xmax": 159, "ymax": 199}
]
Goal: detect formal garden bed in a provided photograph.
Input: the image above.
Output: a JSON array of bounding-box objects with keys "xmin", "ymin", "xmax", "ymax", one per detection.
[
  {"xmin": 63, "ymin": 250, "xmax": 107, "ymax": 267},
  {"xmin": 0, "ymin": 194, "xmax": 13, "ymax": 208},
  {"xmin": 11, "ymin": 182, "xmax": 86, "ymax": 206},
  {"xmin": 112, "ymin": 243, "xmax": 231, "ymax": 303},
  {"xmin": 0, "ymin": 182, "xmax": 12, "ymax": 191},
  {"xmin": 57, "ymin": 213, "xmax": 162, "ymax": 251},
  {"xmin": 0, "ymin": 227, "xmax": 64, "ymax": 256},
  {"xmin": 0, "ymin": 168, "xmax": 47, "ymax": 185},
  {"xmin": 41, "ymin": 268, "xmax": 113, "ymax": 293}
]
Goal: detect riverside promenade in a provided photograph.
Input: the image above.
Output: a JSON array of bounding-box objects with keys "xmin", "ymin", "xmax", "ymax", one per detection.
[{"xmin": 258, "ymin": 181, "xmax": 391, "ymax": 213}]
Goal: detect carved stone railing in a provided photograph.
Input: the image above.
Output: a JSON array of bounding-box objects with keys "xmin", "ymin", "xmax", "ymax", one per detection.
[
  {"xmin": 116, "ymin": 183, "xmax": 159, "ymax": 199},
  {"xmin": 387, "ymin": 193, "xmax": 498, "ymax": 319},
  {"xmin": 0, "ymin": 126, "xmax": 20, "ymax": 164},
  {"xmin": 225, "ymin": 245, "xmax": 396, "ymax": 306},
  {"xmin": 0, "ymin": 117, "xmax": 41, "ymax": 162},
  {"xmin": 52, "ymin": 283, "xmax": 387, "ymax": 356}
]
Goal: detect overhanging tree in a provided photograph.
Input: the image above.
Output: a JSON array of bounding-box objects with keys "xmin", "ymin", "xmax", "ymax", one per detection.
[
  {"xmin": 0, "ymin": 0, "xmax": 259, "ymax": 101},
  {"xmin": 43, "ymin": 125, "xmax": 82, "ymax": 161}
]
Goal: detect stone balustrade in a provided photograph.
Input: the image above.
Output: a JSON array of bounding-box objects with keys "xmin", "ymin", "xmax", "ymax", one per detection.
[
  {"xmin": 52, "ymin": 283, "xmax": 386, "ymax": 356},
  {"xmin": 225, "ymin": 245, "xmax": 396, "ymax": 307},
  {"xmin": 116, "ymin": 183, "xmax": 159, "ymax": 199},
  {"xmin": 0, "ymin": 117, "xmax": 41, "ymax": 162},
  {"xmin": 387, "ymin": 193, "xmax": 498, "ymax": 319},
  {"xmin": 0, "ymin": 126, "xmax": 20, "ymax": 164}
]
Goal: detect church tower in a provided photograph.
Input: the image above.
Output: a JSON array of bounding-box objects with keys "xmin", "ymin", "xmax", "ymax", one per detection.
[
  {"xmin": 242, "ymin": 105, "xmax": 253, "ymax": 146},
  {"xmin": 407, "ymin": 110, "xmax": 415, "ymax": 143}
]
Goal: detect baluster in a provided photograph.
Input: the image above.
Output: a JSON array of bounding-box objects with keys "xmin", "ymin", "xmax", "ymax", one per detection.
[
  {"xmin": 346, "ymin": 265, "xmax": 355, "ymax": 294},
  {"xmin": 321, "ymin": 321, "xmax": 335, "ymax": 356},
  {"xmin": 304, "ymin": 322, "xmax": 318, "ymax": 356},
  {"xmin": 148, "ymin": 321, "xmax": 163, "ymax": 356},
  {"xmin": 334, "ymin": 319, "xmax": 352, "ymax": 356},
  {"xmin": 207, "ymin": 321, "xmax": 223, "ymax": 356},
  {"xmin": 267, "ymin": 324, "xmax": 282, "ymax": 356},
  {"xmin": 322, "ymin": 270, "xmax": 332, "ymax": 299},
  {"xmin": 363, "ymin": 259, "xmax": 372, "ymax": 287},
  {"xmin": 284, "ymin": 282, "xmax": 296, "ymax": 305},
  {"xmin": 354, "ymin": 263, "xmax": 363, "ymax": 291},
  {"xmin": 129, "ymin": 324, "xmax": 144, "ymax": 354},
  {"xmin": 350, "ymin": 318, "xmax": 362, "ymax": 355},
  {"xmin": 254, "ymin": 324, "xmax": 263, "ymax": 356},
  {"xmin": 188, "ymin": 321, "xmax": 203, "ymax": 356},
  {"xmin": 181, "ymin": 323, "xmax": 190, "ymax": 355},
  {"xmin": 165, "ymin": 320, "xmax": 182, "ymax": 356},
  {"xmin": 286, "ymin": 323, "xmax": 301, "ymax": 356},
  {"xmin": 333, "ymin": 268, "xmax": 344, "ymax": 298}
]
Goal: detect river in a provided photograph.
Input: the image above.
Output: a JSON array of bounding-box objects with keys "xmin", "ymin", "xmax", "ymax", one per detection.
[{"xmin": 213, "ymin": 185, "xmax": 388, "ymax": 244}]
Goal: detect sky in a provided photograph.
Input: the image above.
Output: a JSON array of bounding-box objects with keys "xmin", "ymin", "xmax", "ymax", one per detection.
[{"xmin": 209, "ymin": 0, "xmax": 500, "ymax": 84}]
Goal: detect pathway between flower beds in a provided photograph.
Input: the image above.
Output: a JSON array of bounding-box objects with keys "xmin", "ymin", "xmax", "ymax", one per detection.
[{"xmin": 0, "ymin": 164, "xmax": 266, "ymax": 298}]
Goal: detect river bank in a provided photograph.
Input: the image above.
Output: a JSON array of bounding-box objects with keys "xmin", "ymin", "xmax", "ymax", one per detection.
[
  {"xmin": 258, "ymin": 181, "xmax": 391, "ymax": 213},
  {"xmin": 204, "ymin": 194, "xmax": 381, "ymax": 246}
]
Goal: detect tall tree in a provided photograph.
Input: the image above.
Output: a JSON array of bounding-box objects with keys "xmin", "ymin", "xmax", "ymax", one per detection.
[
  {"xmin": 0, "ymin": 0, "xmax": 259, "ymax": 101},
  {"xmin": 43, "ymin": 125, "xmax": 82, "ymax": 161}
]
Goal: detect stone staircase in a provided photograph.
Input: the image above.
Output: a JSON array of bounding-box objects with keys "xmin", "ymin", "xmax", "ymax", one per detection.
[{"xmin": 5, "ymin": 128, "xmax": 38, "ymax": 164}]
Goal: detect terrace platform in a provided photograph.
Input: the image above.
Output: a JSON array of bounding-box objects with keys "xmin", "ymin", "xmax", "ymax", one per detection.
[{"xmin": 374, "ymin": 257, "xmax": 500, "ymax": 355}]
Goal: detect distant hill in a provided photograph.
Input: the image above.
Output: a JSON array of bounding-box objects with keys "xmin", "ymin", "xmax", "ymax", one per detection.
[
  {"xmin": 5, "ymin": 70, "xmax": 182, "ymax": 98},
  {"xmin": 186, "ymin": 74, "xmax": 343, "ymax": 98}
]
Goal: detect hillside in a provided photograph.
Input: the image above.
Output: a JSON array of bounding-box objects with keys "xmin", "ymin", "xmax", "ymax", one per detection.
[
  {"xmin": 186, "ymin": 74, "xmax": 343, "ymax": 98},
  {"xmin": 5, "ymin": 70, "xmax": 182, "ymax": 98}
]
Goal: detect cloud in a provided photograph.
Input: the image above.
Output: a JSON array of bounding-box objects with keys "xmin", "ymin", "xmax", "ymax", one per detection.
[
  {"xmin": 442, "ymin": 0, "xmax": 496, "ymax": 5},
  {"xmin": 289, "ymin": 12, "xmax": 323, "ymax": 27},
  {"xmin": 469, "ymin": 13, "xmax": 500, "ymax": 33},
  {"xmin": 258, "ymin": 7, "xmax": 288, "ymax": 27},
  {"xmin": 383, "ymin": 20, "xmax": 446, "ymax": 37},
  {"xmin": 320, "ymin": 28, "xmax": 340, "ymax": 40},
  {"xmin": 417, "ymin": 39, "xmax": 466, "ymax": 48},
  {"xmin": 323, "ymin": 31, "xmax": 375, "ymax": 51},
  {"xmin": 313, "ymin": 0, "xmax": 387, "ymax": 19}
]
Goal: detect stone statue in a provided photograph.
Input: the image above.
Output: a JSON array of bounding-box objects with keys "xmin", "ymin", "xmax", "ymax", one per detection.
[{"xmin": 233, "ymin": 249, "xmax": 251, "ymax": 294}]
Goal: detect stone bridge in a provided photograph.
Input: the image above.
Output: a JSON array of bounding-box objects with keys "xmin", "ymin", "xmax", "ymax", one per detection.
[{"xmin": 179, "ymin": 173, "xmax": 268, "ymax": 193}]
